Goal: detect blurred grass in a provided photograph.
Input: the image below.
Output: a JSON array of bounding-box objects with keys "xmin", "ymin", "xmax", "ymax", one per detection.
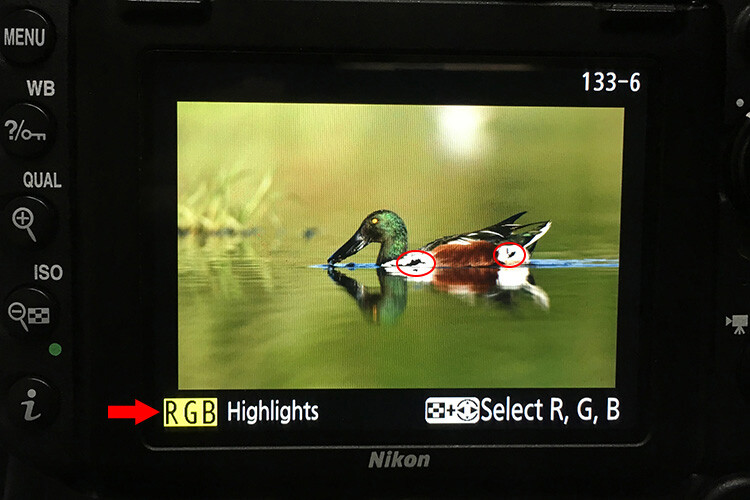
[{"xmin": 177, "ymin": 166, "xmax": 283, "ymax": 235}]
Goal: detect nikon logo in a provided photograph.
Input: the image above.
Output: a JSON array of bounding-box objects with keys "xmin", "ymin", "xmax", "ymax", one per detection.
[{"xmin": 368, "ymin": 450, "xmax": 430, "ymax": 469}]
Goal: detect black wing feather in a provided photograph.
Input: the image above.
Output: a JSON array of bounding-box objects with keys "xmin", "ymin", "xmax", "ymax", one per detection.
[{"xmin": 420, "ymin": 212, "xmax": 549, "ymax": 251}]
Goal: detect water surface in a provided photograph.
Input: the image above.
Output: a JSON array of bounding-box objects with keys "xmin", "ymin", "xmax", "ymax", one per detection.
[{"xmin": 178, "ymin": 238, "xmax": 618, "ymax": 390}]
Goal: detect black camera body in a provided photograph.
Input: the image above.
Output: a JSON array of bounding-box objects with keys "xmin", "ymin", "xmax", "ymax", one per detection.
[{"xmin": 0, "ymin": 0, "xmax": 749, "ymax": 497}]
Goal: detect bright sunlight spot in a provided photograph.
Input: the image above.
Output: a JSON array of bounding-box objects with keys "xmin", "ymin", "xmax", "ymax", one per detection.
[{"xmin": 438, "ymin": 106, "xmax": 486, "ymax": 157}]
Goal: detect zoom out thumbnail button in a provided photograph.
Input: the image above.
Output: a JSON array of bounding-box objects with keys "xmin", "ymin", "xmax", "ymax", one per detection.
[{"xmin": 2, "ymin": 287, "xmax": 57, "ymax": 338}]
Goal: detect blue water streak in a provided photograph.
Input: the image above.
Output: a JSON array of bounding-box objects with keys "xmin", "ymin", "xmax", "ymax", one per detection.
[
  {"xmin": 529, "ymin": 259, "xmax": 619, "ymax": 268},
  {"xmin": 310, "ymin": 259, "xmax": 618, "ymax": 270}
]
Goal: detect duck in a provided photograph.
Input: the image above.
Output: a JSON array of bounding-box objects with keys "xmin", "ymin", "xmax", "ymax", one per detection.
[{"xmin": 327, "ymin": 210, "xmax": 550, "ymax": 268}]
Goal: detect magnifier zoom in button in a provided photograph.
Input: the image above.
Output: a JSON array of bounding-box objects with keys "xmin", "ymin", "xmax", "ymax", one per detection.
[
  {"xmin": 11, "ymin": 207, "xmax": 37, "ymax": 242},
  {"xmin": 2, "ymin": 196, "xmax": 55, "ymax": 248}
]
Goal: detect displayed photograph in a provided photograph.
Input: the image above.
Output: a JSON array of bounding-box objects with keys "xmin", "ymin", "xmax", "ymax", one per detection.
[{"xmin": 177, "ymin": 102, "xmax": 623, "ymax": 390}]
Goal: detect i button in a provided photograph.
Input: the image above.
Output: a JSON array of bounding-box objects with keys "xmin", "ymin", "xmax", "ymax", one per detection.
[{"xmin": 7, "ymin": 377, "xmax": 59, "ymax": 428}]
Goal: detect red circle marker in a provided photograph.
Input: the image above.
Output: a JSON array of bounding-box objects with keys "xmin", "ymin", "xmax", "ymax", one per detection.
[
  {"xmin": 395, "ymin": 250, "xmax": 436, "ymax": 277},
  {"xmin": 493, "ymin": 242, "xmax": 527, "ymax": 268}
]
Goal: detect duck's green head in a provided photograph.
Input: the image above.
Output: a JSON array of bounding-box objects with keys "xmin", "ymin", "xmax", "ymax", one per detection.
[{"xmin": 328, "ymin": 210, "xmax": 408, "ymax": 266}]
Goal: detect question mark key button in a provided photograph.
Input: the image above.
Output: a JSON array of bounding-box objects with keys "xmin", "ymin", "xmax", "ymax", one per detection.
[{"xmin": 1, "ymin": 103, "xmax": 55, "ymax": 158}]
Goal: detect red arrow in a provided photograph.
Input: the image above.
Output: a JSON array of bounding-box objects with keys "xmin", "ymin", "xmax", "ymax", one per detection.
[{"xmin": 107, "ymin": 399, "xmax": 159, "ymax": 425}]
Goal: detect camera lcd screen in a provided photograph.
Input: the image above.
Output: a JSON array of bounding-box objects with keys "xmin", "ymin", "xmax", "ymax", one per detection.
[
  {"xmin": 177, "ymin": 103, "xmax": 623, "ymax": 390},
  {"xmin": 145, "ymin": 59, "xmax": 647, "ymax": 446}
]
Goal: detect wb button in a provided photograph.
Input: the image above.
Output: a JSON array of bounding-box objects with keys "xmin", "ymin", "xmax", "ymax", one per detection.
[{"xmin": 163, "ymin": 398, "xmax": 218, "ymax": 427}]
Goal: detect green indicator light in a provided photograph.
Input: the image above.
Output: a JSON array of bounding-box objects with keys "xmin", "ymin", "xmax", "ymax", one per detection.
[{"xmin": 49, "ymin": 343, "xmax": 62, "ymax": 357}]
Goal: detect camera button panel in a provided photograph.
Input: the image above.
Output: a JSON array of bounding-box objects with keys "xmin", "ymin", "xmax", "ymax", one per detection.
[
  {"xmin": 6, "ymin": 376, "xmax": 59, "ymax": 428},
  {"xmin": 1, "ymin": 102, "xmax": 55, "ymax": 158},
  {"xmin": 0, "ymin": 0, "xmax": 72, "ymax": 467},
  {"xmin": 0, "ymin": 9, "xmax": 55, "ymax": 65}
]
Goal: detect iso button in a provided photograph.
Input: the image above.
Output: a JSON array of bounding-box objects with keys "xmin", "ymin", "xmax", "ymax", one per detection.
[
  {"xmin": 0, "ymin": 10, "xmax": 55, "ymax": 65},
  {"xmin": 2, "ymin": 287, "xmax": 57, "ymax": 338},
  {"xmin": 1, "ymin": 103, "xmax": 55, "ymax": 158},
  {"xmin": 2, "ymin": 196, "xmax": 56, "ymax": 249}
]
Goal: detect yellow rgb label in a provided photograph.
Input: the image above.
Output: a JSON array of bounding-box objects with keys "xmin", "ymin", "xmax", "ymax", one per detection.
[{"xmin": 163, "ymin": 398, "xmax": 218, "ymax": 427}]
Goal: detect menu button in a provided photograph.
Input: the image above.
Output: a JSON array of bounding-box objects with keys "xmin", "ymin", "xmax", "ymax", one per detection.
[{"xmin": 1, "ymin": 10, "xmax": 55, "ymax": 65}]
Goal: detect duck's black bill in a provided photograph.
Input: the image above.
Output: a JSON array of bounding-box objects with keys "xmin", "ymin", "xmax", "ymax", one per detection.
[{"xmin": 328, "ymin": 232, "xmax": 369, "ymax": 265}]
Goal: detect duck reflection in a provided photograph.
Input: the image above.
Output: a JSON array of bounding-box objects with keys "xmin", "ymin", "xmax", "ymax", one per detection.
[
  {"xmin": 426, "ymin": 267, "xmax": 549, "ymax": 310},
  {"xmin": 328, "ymin": 268, "xmax": 407, "ymax": 325},
  {"xmin": 328, "ymin": 266, "xmax": 549, "ymax": 325}
]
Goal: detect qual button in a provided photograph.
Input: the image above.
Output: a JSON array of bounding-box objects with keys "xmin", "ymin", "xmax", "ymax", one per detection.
[
  {"xmin": 1, "ymin": 103, "xmax": 55, "ymax": 158},
  {"xmin": 0, "ymin": 9, "xmax": 55, "ymax": 65},
  {"xmin": 2, "ymin": 287, "xmax": 57, "ymax": 338},
  {"xmin": 2, "ymin": 196, "xmax": 56, "ymax": 249}
]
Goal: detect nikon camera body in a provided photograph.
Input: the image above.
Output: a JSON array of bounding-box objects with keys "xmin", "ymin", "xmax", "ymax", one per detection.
[{"xmin": 1, "ymin": 0, "xmax": 750, "ymax": 497}]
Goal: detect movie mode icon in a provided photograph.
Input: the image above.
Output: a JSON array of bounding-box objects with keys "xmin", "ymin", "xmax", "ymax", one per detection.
[{"xmin": 425, "ymin": 397, "xmax": 480, "ymax": 424}]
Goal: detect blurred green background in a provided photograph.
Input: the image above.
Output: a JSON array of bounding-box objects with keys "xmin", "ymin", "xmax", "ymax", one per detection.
[
  {"xmin": 178, "ymin": 103, "xmax": 623, "ymax": 259},
  {"xmin": 177, "ymin": 102, "xmax": 624, "ymax": 390}
]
